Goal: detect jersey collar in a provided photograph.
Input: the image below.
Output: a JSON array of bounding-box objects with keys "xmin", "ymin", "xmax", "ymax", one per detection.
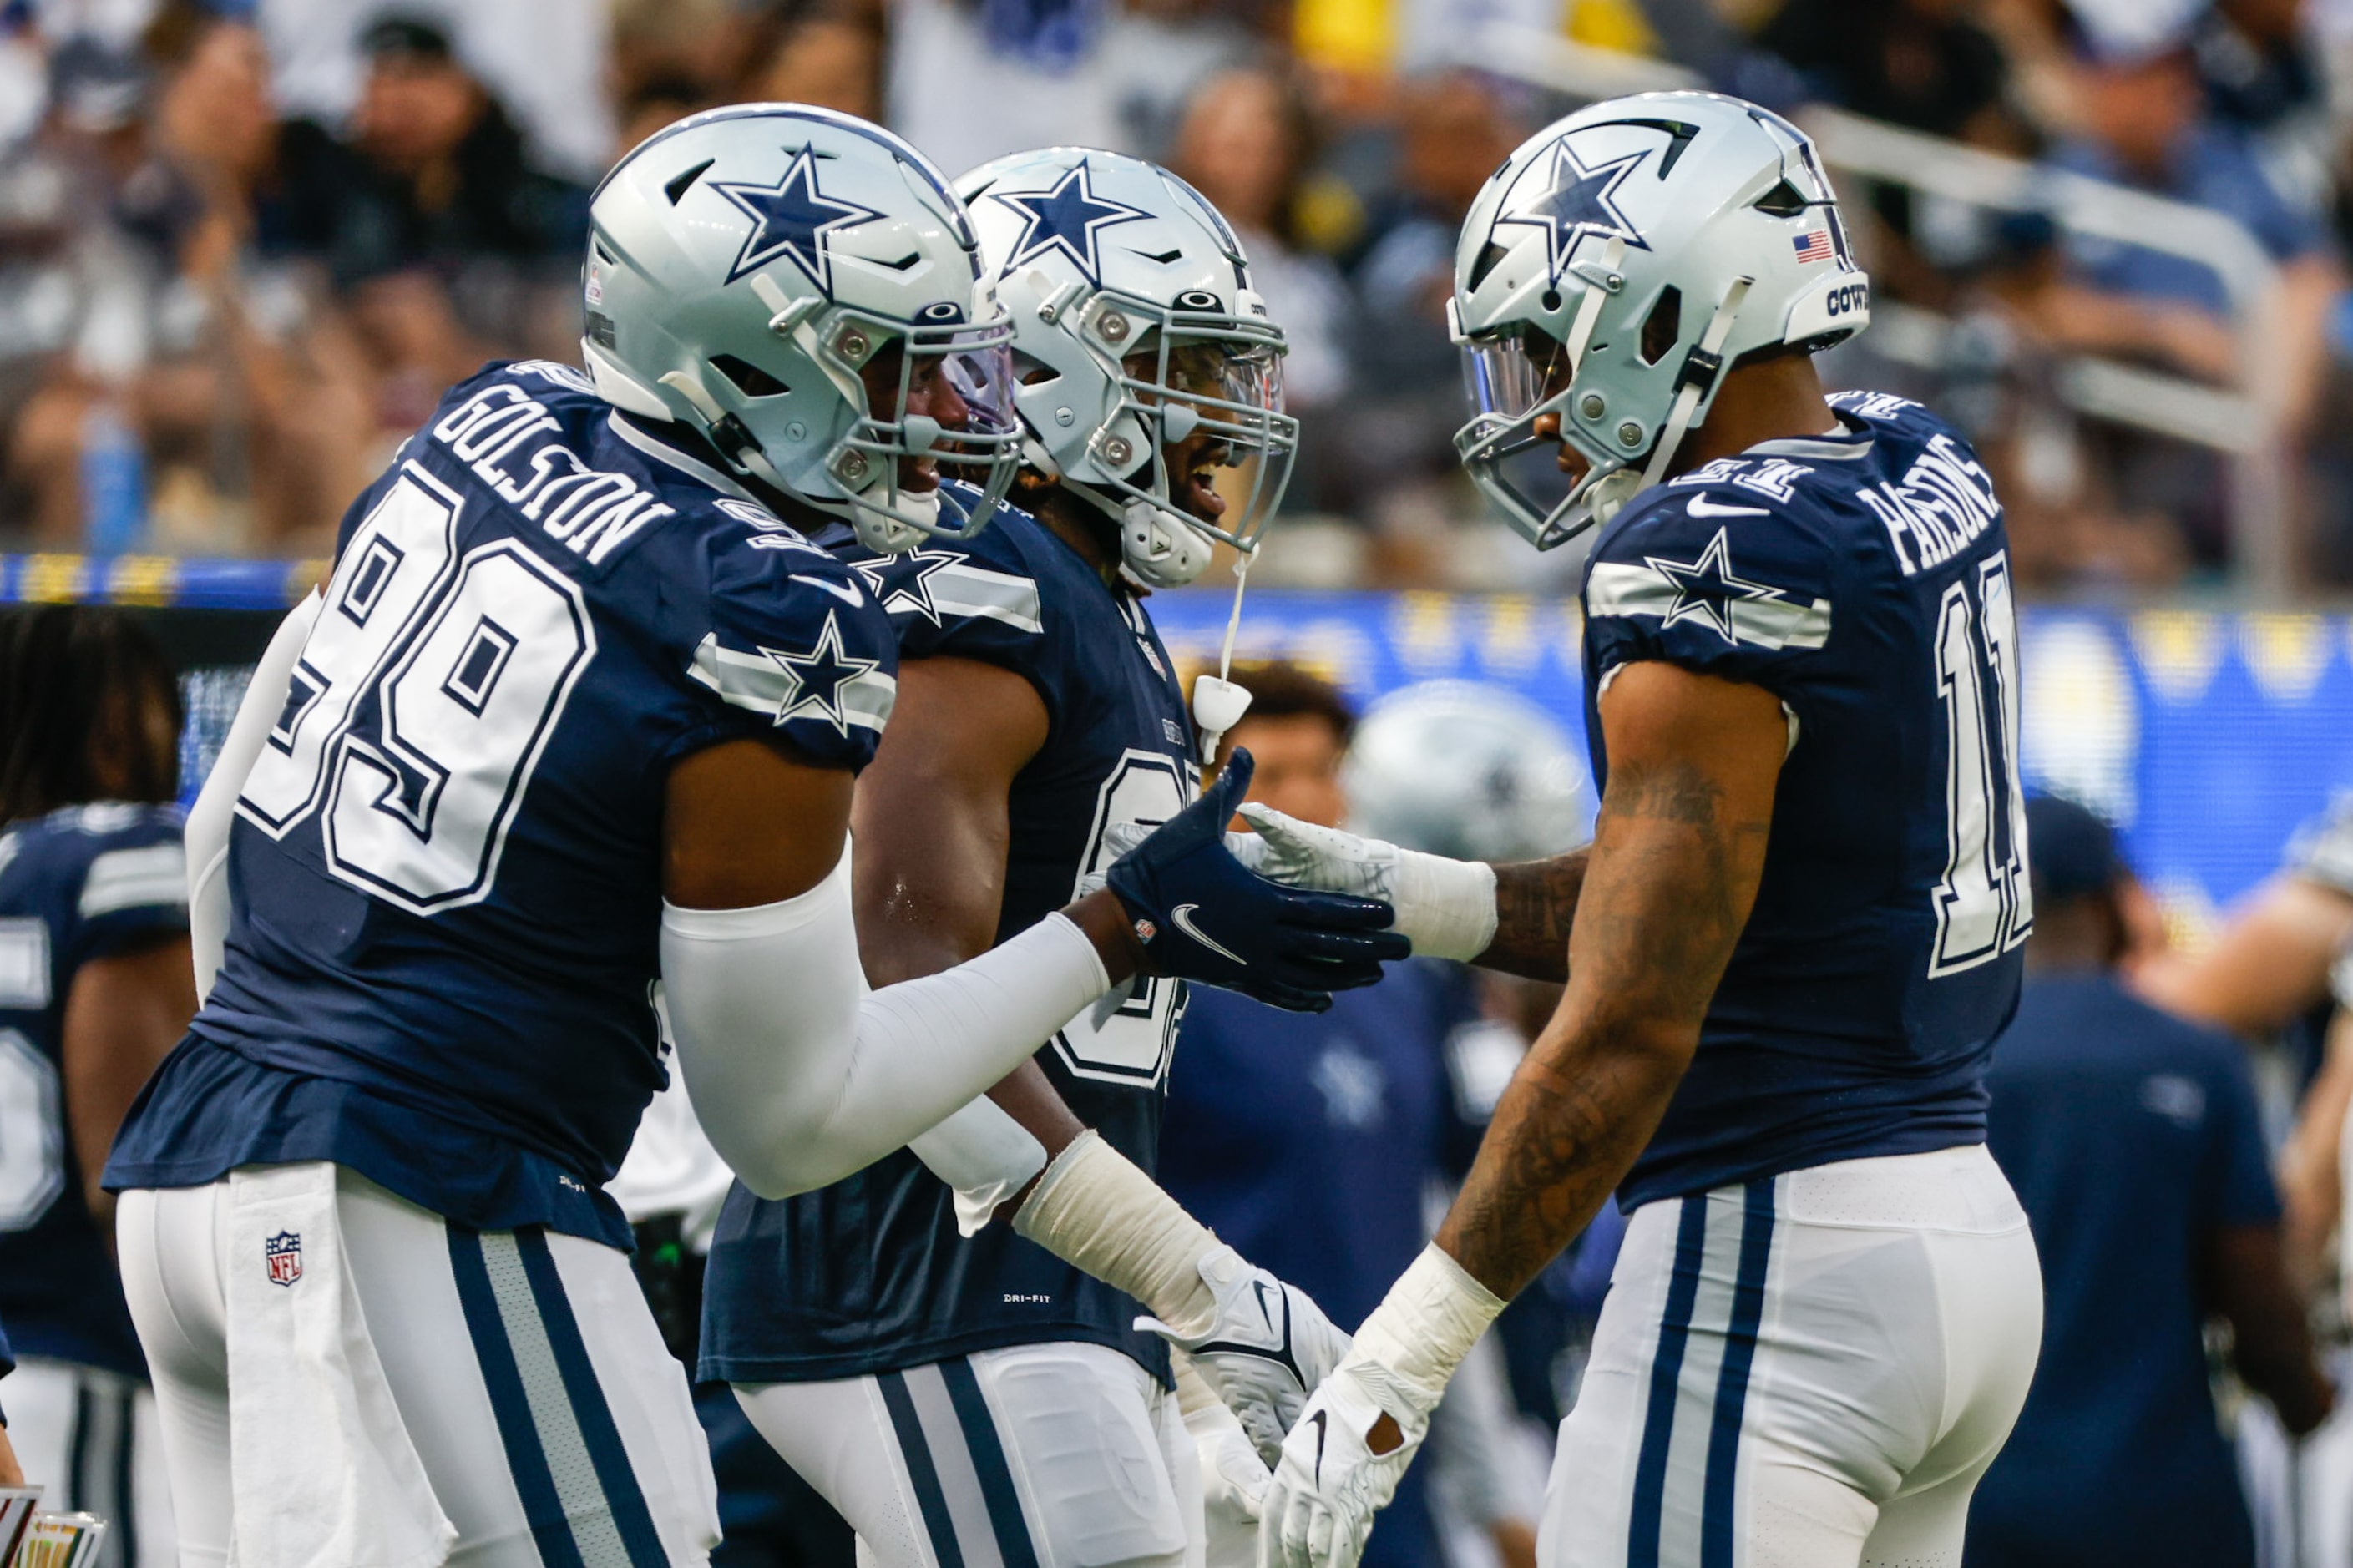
[{"xmin": 1743, "ymin": 408, "xmax": 1874, "ymax": 463}]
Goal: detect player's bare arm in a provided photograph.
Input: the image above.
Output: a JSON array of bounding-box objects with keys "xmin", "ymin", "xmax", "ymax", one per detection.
[
  {"xmin": 62, "ymin": 935, "xmax": 195, "ymax": 1232},
  {"xmin": 848, "ymin": 653, "xmax": 1088, "ymax": 1176},
  {"xmin": 1440, "ymin": 663, "xmax": 1781, "ymax": 1298},
  {"xmin": 1473, "ymin": 850, "xmax": 1590, "ymax": 984},
  {"xmin": 665, "ymin": 729, "xmax": 1145, "ymax": 981}
]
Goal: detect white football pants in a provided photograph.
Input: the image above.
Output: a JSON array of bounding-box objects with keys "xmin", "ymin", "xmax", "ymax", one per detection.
[
  {"xmin": 118, "ymin": 1169, "xmax": 720, "ymax": 1566},
  {"xmin": 4, "ymin": 1358, "xmax": 176, "ymax": 1568},
  {"xmin": 736, "ymin": 1340, "xmax": 1203, "ymax": 1568},
  {"xmin": 1540, "ymin": 1144, "xmax": 2042, "ymax": 1568}
]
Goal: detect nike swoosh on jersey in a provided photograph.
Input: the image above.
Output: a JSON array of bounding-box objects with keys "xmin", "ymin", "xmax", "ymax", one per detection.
[
  {"xmin": 790, "ymin": 574, "xmax": 865, "ymax": 608},
  {"xmin": 1171, "ymin": 903, "xmax": 1246, "ymax": 966},
  {"xmin": 1686, "ymin": 495, "xmax": 1769, "ymax": 519}
]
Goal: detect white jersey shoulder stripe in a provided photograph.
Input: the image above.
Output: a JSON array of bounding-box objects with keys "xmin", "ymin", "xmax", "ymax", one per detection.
[
  {"xmin": 80, "ymin": 842, "xmax": 190, "ymax": 919},
  {"xmin": 929, "ymin": 562, "xmax": 1044, "ymax": 635},
  {"xmin": 1586, "ymin": 561, "xmax": 1832, "ymax": 651}
]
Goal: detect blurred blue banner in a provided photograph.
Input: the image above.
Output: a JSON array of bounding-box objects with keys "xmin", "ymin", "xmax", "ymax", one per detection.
[{"xmin": 9, "ymin": 554, "xmax": 2344, "ymax": 933}]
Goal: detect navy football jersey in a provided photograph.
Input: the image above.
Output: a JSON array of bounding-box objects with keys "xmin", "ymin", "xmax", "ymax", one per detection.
[
  {"xmin": 0, "ymin": 804, "xmax": 185, "ymax": 1376},
  {"xmin": 701, "ymin": 492, "xmax": 1196, "ymax": 1387},
  {"xmin": 1584, "ymin": 392, "xmax": 2028, "ymax": 1207},
  {"xmin": 105, "ymin": 362, "xmax": 898, "ymax": 1248}
]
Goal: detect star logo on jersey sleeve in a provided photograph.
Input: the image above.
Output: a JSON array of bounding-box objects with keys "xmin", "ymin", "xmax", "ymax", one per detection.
[
  {"xmin": 995, "ymin": 162, "xmax": 1151, "ymax": 285},
  {"xmin": 1505, "ymin": 141, "xmax": 1650, "ymax": 276},
  {"xmin": 760, "ymin": 609, "xmax": 882, "ymax": 734},
  {"xmin": 848, "ymin": 549, "xmax": 959, "ymax": 624},
  {"xmin": 1645, "ymin": 527, "xmax": 1788, "ymax": 642},
  {"xmin": 712, "ymin": 147, "xmax": 882, "ymax": 289}
]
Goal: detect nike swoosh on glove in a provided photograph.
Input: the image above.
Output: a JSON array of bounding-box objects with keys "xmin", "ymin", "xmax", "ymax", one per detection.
[
  {"xmin": 1140, "ymin": 1244, "xmax": 1353, "ymax": 1465},
  {"xmin": 1106, "ymin": 750, "xmax": 1409, "ymax": 1011},
  {"xmin": 1257, "ymin": 1346, "xmax": 1430, "ymax": 1568}
]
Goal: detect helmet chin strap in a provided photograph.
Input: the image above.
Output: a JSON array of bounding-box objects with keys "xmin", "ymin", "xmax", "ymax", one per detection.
[{"xmin": 1597, "ymin": 275, "xmax": 1755, "ymax": 526}]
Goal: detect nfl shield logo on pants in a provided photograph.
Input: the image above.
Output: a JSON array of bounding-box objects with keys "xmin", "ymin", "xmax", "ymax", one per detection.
[{"xmin": 265, "ymin": 1230, "xmax": 302, "ymax": 1287}]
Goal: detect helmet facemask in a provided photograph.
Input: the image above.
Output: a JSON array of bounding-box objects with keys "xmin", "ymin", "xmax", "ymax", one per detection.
[{"xmin": 1063, "ymin": 290, "xmax": 1298, "ymax": 588}]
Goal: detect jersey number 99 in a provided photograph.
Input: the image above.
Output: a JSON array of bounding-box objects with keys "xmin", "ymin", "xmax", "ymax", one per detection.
[{"xmin": 237, "ymin": 466, "xmax": 598, "ymax": 916}]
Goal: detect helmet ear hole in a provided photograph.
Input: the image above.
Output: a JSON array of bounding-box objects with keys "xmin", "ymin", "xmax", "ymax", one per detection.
[
  {"xmin": 1638, "ymin": 286, "xmax": 1681, "ymax": 367},
  {"xmin": 711, "ymin": 354, "xmax": 789, "ymax": 397},
  {"xmin": 1753, "ymin": 179, "xmax": 1808, "ymax": 218}
]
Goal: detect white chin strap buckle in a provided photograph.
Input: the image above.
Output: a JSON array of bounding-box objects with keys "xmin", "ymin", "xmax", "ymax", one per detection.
[
  {"xmin": 1119, "ymin": 499, "xmax": 1212, "ymax": 588},
  {"xmin": 851, "ymin": 486, "xmax": 940, "ymax": 554},
  {"xmin": 1192, "ymin": 675, "xmax": 1252, "ymax": 765}
]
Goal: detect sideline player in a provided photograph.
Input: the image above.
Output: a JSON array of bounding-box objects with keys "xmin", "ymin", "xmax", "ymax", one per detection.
[
  {"xmin": 0, "ymin": 608, "xmax": 193, "ymax": 1565},
  {"xmin": 100, "ymin": 106, "xmax": 1402, "ymax": 1567},
  {"xmin": 1232, "ymin": 92, "xmax": 2046, "ymax": 1565},
  {"xmin": 703, "ymin": 148, "xmax": 1353, "ymax": 1568}
]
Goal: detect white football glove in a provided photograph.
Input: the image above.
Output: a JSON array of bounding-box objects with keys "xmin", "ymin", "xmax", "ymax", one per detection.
[
  {"xmin": 1256, "ymin": 1345, "xmax": 1431, "ymax": 1568},
  {"xmin": 1141, "ymin": 1244, "xmax": 1353, "ymax": 1466},
  {"xmin": 1181, "ymin": 1366, "xmax": 1274, "ymax": 1568},
  {"xmin": 1105, "ymin": 809, "xmax": 1499, "ymax": 962}
]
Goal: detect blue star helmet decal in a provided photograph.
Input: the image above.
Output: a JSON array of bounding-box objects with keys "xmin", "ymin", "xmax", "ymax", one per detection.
[
  {"xmin": 759, "ymin": 609, "xmax": 884, "ymax": 734},
  {"xmin": 1645, "ymin": 527, "xmax": 1785, "ymax": 642},
  {"xmin": 712, "ymin": 146, "xmax": 883, "ymax": 291},
  {"xmin": 1504, "ymin": 139, "xmax": 1651, "ymax": 278},
  {"xmin": 994, "ymin": 161, "xmax": 1151, "ymax": 286}
]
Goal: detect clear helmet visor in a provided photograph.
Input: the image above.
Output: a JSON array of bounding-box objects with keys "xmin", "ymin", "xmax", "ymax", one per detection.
[
  {"xmin": 1104, "ymin": 311, "xmax": 1300, "ymax": 558},
  {"xmin": 827, "ymin": 308, "xmax": 1024, "ymax": 545},
  {"xmin": 1452, "ymin": 326, "xmax": 1627, "ymax": 551}
]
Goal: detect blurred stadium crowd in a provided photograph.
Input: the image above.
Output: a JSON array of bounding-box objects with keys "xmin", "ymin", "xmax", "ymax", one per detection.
[{"xmin": 12, "ymin": 0, "xmax": 2353, "ymax": 591}]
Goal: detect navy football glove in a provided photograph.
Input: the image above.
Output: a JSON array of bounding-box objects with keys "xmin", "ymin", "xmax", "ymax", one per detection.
[{"xmin": 1106, "ymin": 750, "xmax": 1408, "ymax": 1012}]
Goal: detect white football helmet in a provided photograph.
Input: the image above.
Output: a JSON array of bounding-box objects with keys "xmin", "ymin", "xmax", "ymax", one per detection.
[
  {"xmin": 1343, "ymin": 681, "xmax": 1593, "ymax": 862},
  {"xmin": 584, "ymin": 104, "xmax": 1022, "ymax": 553},
  {"xmin": 1451, "ymin": 91, "xmax": 1872, "ymax": 549},
  {"xmin": 955, "ymin": 149, "xmax": 1298, "ymax": 588}
]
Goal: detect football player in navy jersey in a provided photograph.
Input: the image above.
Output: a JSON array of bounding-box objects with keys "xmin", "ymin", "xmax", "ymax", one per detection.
[
  {"xmin": 1225, "ymin": 93, "xmax": 2046, "ymax": 1567},
  {"xmin": 99, "ymin": 106, "xmax": 1402, "ymax": 1568},
  {"xmin": 0, "ymin": 608, "xmax": 194, "ymax": 1564},
  {"xmin": 703, "ymin": 148, "xmax": 1364, "ymax": 1568}
]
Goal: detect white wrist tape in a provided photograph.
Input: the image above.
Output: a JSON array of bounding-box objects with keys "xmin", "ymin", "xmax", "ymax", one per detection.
[
  {"xmin": 1353, "ymin": 1243, "xmax": 1506, "ymax": 1412},
  {"xmin": 1392, "ymin": 848, "xmax": 1500, "ymax": 963},
  {"xmin": 1013, "ymin": 1129, "xmax": 1220, "ymax": 1336},
  {"xmin": 663, "ymin": 850, "xmax": 1107, "ymax": 1200},
  {"xmin": 188, "ymin": 592, "xmax": 321, "ymax": 1000},
  {"xmin": 909, "ymin": 1095, "xmax": 1048, "ymax": 1237}
]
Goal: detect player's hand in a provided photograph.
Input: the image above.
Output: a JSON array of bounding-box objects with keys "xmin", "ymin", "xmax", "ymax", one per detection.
[
  {"xmin": 1237, "ymin": 804, "xmax": 1500, "ymax": 964},
  {"xmin": 1179, "ymin": 1367, "xmax": 1273, "ymax": 1568},
  {"xmin": 1105, "ymin": 750, "xmax": 1408, "ymax": 1010},
  {"xmin": 1257, "ymin": 1345, "xmax": 1432, "ymax": 1568},
  {"xmin": 1140, "ymin": 1244, "xmax": 1353, "ymax": 1465}
]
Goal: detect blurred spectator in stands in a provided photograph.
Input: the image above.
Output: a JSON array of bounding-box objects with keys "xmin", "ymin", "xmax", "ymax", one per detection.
[
  {"xmin": 1759, "ymin": 0, "xmax": 2016, "ymax": 144},
  {"xmin": 1171, "ymin": 64, "xmax": 1353, "ymax": 509},
  {"xmin": 1969, "ymin": 794, "xmax": 2334, "ymax": 1568},
  {"xmin": 4, "ymin": 5, "xmax": 375, "ymax": 552},
  {"xmin": 743, "ymin": 2, "xmax": 886, "ymax": 123},
  {"xmin": 1338, "ymin": 69, "xmax": 1525, "ymax": 545},
  {"xmin": 276, "ymin": 16, "xmax": 587, "ymax": 289}
]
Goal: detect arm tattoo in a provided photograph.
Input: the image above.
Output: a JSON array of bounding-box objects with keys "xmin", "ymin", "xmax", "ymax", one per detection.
[
  {"xmin": 1437, "ymin": 752, "xmax": 1774, "ymax": 1301},
  {"xmin": 1478, "ymin": 850, "xmax": 1590, "ymax": 983}
]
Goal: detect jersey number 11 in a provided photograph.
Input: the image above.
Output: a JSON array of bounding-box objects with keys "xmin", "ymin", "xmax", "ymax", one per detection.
[{"xmin": 1930, "ymin": 552, "xmax": 2032, "ymax": 977}]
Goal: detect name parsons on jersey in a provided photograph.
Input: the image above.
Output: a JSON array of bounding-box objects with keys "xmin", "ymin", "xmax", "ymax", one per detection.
[
  {"xmin": 426, "ymin": 378, "xmax": 676, "ymax": 565},
  {"xmin": 1854, "ymin": 430, "xmax": 2001, "ymax": 579}
]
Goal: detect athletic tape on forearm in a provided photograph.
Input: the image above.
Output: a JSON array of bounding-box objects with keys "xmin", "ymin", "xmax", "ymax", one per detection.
[
  {"xmin": 909, "ymin": 1095, "xmax": 1049, "ymax": 1238},
  {"xmin": 189, "ymin": 593, "xmax": 321, "ymax": 1000},
  {"xmin": 1013, "ymin": 1129, "xmax": 1220, "ymax": 1336},
  {"xmin": 663, "ymin": 853, "xmax": 1107, "ymax": 1200},
  {"xmin": 1353, "ymin": 1244, "xmax": 1507, "ymax": 1410},
  {"xmin": 1393, "ymin": 849, "xmax": 1500, "ymax": 963}
]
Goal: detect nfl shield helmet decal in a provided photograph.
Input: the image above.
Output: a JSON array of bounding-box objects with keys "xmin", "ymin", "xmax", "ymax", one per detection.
[{"xmin": 265, "ymin": 1230, "xmax": 302, "ymax": 1287}]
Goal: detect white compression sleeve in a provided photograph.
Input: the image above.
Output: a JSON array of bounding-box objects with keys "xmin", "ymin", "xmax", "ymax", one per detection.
[
  {"xmin": 660, "ymin": 848, "xmax": 1108, "ymax": 1200},
  {"xmin": 908, "ymin": 1095, "xmax": 1048, "ymax": 1237},
  {"xmin": 188, "ymin": 592, "xmax": 321, "ymax": 1000},
  {"xmin": 1012, "ymin": 1129, "xmax": 1221, "ymax": 1335}
]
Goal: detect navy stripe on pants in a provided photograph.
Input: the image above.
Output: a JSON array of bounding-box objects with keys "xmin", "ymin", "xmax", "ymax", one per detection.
[
  {"xmin": 1702, "ymin": 1181, "xmax": 1776, "ymax": 1568},
  {"xmin": 940, "ymin": 1358, "xmax": 1041, "ymax": 1568},
  {"xmin": 1627, "ymin": 1196, "xmax": 1710, "ymax": 1568},
  {"xmin": 878, "ymin": 1370, "xmax": 966, "ymax": 1568}
]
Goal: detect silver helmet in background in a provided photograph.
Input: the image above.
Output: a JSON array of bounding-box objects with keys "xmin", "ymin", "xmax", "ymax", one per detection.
[{"xmin": 1342, "ymin": 681, "xmax": 1594, "ymax": 862}]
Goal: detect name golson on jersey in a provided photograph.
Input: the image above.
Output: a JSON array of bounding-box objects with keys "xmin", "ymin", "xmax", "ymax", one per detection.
[
  {"xmin": 701, "ymin": 484, "xmax": 1197, "ymax": 1388},
  {"xmin": 105, "ymin": 359, "xmax": 901, "ymax": 1248},
  {"xmin": 1583, "ymin": 389, "xmax": 2030, "ymax": 1208}
]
